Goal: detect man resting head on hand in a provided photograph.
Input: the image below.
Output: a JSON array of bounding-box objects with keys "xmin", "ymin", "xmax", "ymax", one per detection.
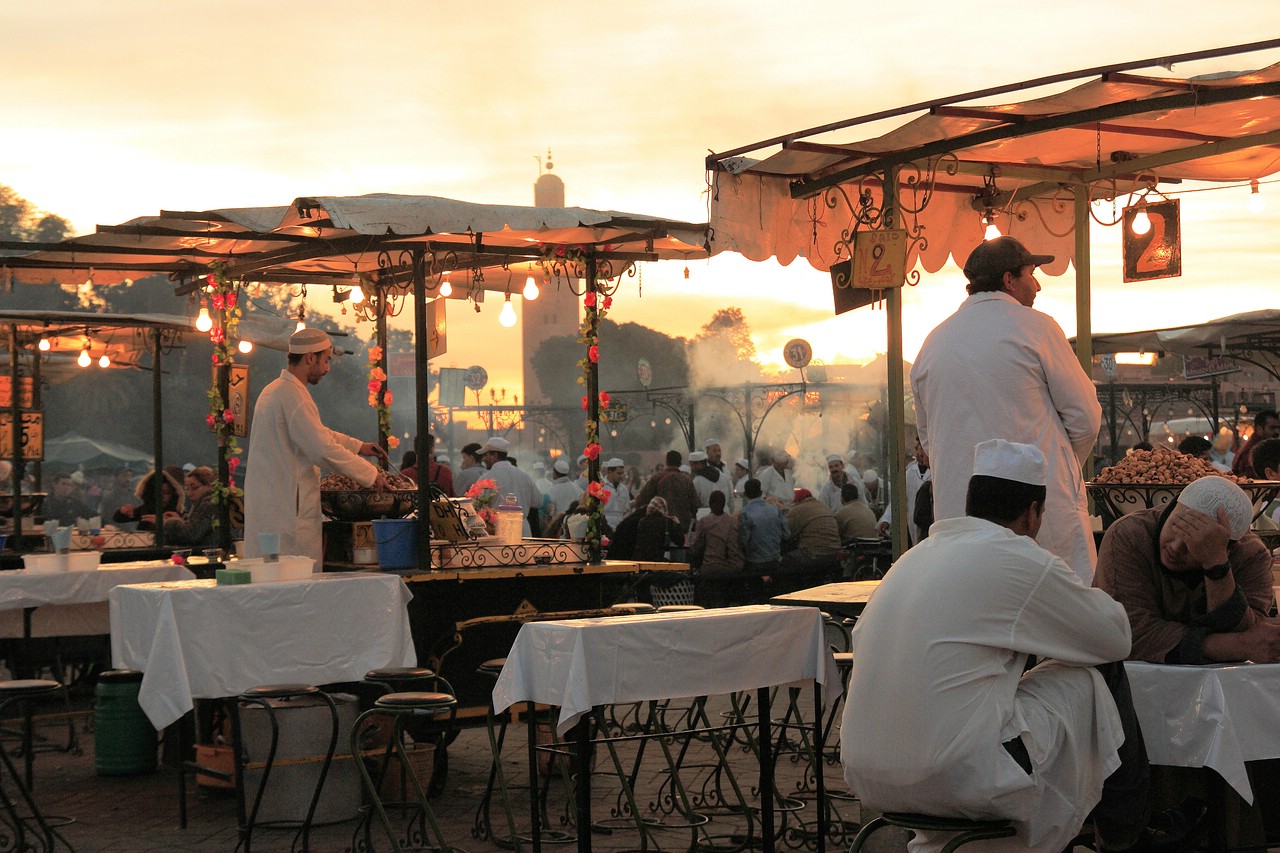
[{"xmin": 1095, "ymin": 476, "xmax": 1278, "ymax": 664}]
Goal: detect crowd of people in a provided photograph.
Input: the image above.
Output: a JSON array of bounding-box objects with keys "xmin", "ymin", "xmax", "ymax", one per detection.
[{"xmin": 36, "ymin": 462, "xmax": 221, "ymax": 548}]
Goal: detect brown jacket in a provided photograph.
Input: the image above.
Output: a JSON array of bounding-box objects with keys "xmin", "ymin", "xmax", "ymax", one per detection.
[
  {"xmin": 634, "ymin": 468, "xmax": 700, "ymax": 530},
  {"xmin": 1093, "ymin": 505, "xmax": 1273, "ymax": 663}
]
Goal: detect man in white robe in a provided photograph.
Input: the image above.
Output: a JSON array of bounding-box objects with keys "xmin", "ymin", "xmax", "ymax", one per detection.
[
  {"xmin": 244, "ymin": 328, "xmax": 388, "ymax": 564},
  {"xmin": 480, "ymin": 436, "xmax": 540, "ymax": 536},
  {"xmin": 842, "ymin": 440, "xmax": 1195, "ymax": 853},
  {"xmin": 910, "ymin": 236, "xmax": 1101, "ymax": 581}
]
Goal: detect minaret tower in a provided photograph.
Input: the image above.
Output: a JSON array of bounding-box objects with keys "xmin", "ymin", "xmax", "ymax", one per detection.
[{"xmin": 522, "ymin": 150, "xmax": 581, "ymax": 404}]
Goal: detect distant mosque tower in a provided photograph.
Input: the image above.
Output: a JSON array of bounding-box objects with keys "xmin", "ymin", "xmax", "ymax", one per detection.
[{"xmin": 522, "ymin": 149, "xmax": 581, "ymax": 405}]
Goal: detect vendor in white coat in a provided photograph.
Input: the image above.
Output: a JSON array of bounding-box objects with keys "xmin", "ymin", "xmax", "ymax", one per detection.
[
  {"xmin": 910, "ymin": 236, "xmax": 1102, "ymax": 582},
  {"xmin": 841, "ymin": 440, "xmax": 1198, "ymax": 853},
  {"xmin": 243, "ymin": 328, "xmax": 388, "ymax": 564}
]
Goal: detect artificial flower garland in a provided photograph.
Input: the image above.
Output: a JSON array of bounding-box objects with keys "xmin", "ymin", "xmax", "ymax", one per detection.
[
  {"xmin": 203, "ymin": 261, "xmax": 243, "ymax": 518},
  {"xmin": 365, "ymin": 342, "xmax": 399, "ymax": 450},
  {"xmin": 540, "ymin": 244, "xmax": 614, "ymax": 559}
]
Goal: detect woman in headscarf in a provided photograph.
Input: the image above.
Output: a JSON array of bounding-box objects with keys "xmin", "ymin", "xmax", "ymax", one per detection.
[{"xmin": 634, "ymin": 496, "xmax": 685, "ymax": 562}]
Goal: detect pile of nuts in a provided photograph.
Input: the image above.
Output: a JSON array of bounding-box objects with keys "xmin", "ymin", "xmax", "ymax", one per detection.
[
  {"xmin": 321, "ymin": 473, "xmax": 416, "ymax": 491},
  {"xmin": 1092, "ymin": 448, "xmax": 1247, "ymax": 485}
]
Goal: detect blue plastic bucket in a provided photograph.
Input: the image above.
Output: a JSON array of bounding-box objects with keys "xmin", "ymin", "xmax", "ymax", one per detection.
[{"xmin": 372, "ymin": 518, "xmax": 418, "ymax": 569}]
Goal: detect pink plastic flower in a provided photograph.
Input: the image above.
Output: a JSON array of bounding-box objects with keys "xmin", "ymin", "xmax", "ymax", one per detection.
[
  {"xmin": 599, "ymin": 390, "xmax": 611, "ymax": 407},
  {"xmin": 205, "ymin": 414, "xmax": 216, "ymax": 428},
  {"xmin": 581, "ymin": 395, "xmax": 589, "ymax": 411},
  {"xmin": 583, "ymin": 292, "xmax": 597, "ymax": 308},
  {"xmin": 228, "ymin": 456, "xmax": 240, "ymax": 472},
  {"xmin": 368, "ymin": 345, "xmax": 383, "ymax": 361},
  {"xmin": 602, "ymin": 295, "xmax": 613, "ymax": 310},
  {"xmin": 583, "ymin": 443, "xmax": 601, "ymax": 461},
  {"xmin": 588, "ymin": 345, "xmax": 599, "ymax": 363}
]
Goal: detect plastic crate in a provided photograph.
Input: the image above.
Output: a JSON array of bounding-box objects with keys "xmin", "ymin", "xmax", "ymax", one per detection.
[{"xmin": 650, "ymin": 578, "xmax": 696, "ymax": 608}]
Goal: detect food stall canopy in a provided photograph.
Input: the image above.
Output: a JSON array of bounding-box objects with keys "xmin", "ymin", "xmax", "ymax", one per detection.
[
  {"xmin": 1080, "ymin": 309, "xmax": 1280, "ymax": 357},
  {"xmin": 0, "ymin": 309, "xmax": 297, "ymax": 380},
  {"xmin": 43, "ymin": 431, "xmax": 155, "ymax": 470},
  {"xmin": 0, "ymin": 194, "xmax": 709, "ymax": 291},
  {"xmin": 705, "ymin": 40, "xmax": 1280, "ymax": 275}
]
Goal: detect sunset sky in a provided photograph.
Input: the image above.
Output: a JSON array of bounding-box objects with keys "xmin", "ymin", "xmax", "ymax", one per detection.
[{"xmin": 6, "ymin": 3, "xmax": 1280, "ymax": 395}]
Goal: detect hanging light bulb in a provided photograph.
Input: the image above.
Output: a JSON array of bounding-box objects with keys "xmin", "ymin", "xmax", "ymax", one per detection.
[
  {"xmin": 982, "ymin": 211, "xmax": 1002, "ymax": 241},
  {"xmin": 522, "ymin": 276, "xmax": 539, "ymax": 301},
  {"xmin": 439, "ymin": 274, "xmax": 453, "ymax": 298},
  {"xmin": 195, "ymin": 306, "xmax": 213, "ymax": 332},
  {"xmin": 238, "ymin": 340, "xmax": 254, "ymax": 354},
  {"xmin": 295, "ymin": 308, "xmax": 306, "ymax": 333},
  {"xmin": 1249, "ymin": 178, "xmax": 1265, "ymax": 214},
  {"xmin": 98, "ymin": 354, "xmax": 111, "ymax": 368},
  {"xmin": 77, "ymin": 345, "xmax": 91, "ymax": 368},
  {"xmin": 1130, "ymin": 204, "xmax": 1152, "ymax": 236},
  {"xmin": 499, "ymin": 293, "xmax": 518, "ymax": 327},
  {"xmin": 350, "ymin": 284, "xmax": 365, "ymax": 304},
  {"xmin": 37, "ymin": 337, "xmax": 50, "ymax": 352}
]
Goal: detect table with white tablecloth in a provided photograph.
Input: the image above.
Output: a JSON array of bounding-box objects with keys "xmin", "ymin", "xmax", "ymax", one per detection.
[
  {"xmin": 1126, "ymin": 661, "xmax": 1280, "ymax": 805},
  {"xmin": 0, "ymin": 560, "xmax": 195, "ymax": 638},
  {"xmin": 110, "ymin": 572, "xmax": 416, "ymax": 729},
  {"xmin": 493, "ymin": 605, "xmax": 841, "ymax": 853}
]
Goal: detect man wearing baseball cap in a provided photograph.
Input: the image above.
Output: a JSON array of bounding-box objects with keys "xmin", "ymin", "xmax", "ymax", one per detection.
[
  {"xmin": 910, "ymin": 236, "xmax": 1101, "ymax": 581},
  {"xmin": 244, "ymin": 327, "xmax": 389, "ymax": 563},
  {"xmin": 1095, "ymin": 474, "xmax": 1278, "ymax": 663},
  {"xmin": 843, "ymin": 440, "xmax": 1199, "ymax": 853}
]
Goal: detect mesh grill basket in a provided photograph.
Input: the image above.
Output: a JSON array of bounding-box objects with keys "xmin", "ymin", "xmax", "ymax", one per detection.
[{"xmin": 650, "ymin": 578, "xmax": 697, "ymax": 607}]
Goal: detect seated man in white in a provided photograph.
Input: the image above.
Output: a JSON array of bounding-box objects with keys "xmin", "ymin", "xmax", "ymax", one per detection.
[{"xmin": 840, "ymin": 439, "xmax": 1199, "ymax": 853}]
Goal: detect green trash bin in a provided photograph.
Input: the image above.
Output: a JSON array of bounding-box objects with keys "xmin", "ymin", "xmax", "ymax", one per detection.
[{"xmin": 94, "ymin": 669, "xmax": 157, "ymax": 776}]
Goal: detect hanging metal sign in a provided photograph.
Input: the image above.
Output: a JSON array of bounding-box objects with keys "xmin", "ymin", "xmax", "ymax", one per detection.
[
  {"xmin": 1123, "ymin": 199, "xmax": 1181, "ymax": 282},
  {"xmin": 783, "ymin": 339, "xmax": 813, "ymax": 369},
  {"xmin": 0, "ymin": 377, "xmax": 35, "ymax": 410},
  {"xmin": 428, "ymin": 297, "xmax": 447, "ymax": 358},
  {"xmin": 852, "ymin": 229, "xmax": 908, "ymax": 289}
]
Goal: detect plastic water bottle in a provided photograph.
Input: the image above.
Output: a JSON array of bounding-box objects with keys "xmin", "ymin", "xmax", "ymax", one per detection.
[{"xmin": 495, "ymin": 494, "xmax": 524, "ymax": 544}]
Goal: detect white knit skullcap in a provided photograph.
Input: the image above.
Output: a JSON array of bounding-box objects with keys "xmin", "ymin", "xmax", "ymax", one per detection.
[
  {"xmin": 1176, "ymin": 476, "xmax": 1254, "ymax": 540},
  {"xmin": 288, "ymin": 327, "xmax": 331, "ymax": 354},
  {"xmin": 972, "ymin": 439, "xmax": 1045, "ymax": 486}
]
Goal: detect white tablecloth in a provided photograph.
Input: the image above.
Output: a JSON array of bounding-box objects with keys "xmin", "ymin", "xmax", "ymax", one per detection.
[
  {"xmin": 0, "ymin": 560, "xmax": 194, "ymax": 611},
  {"xmin": 110, "ymin": 572, "xmax": 416, "ymax": 729},
  {"xmin": 493, "ymin": 604, "xmax": 841, "ymax": 735},
  {"xmin": 1126, "ymin": 661, "xmax": 1280, "ymax": 804}
]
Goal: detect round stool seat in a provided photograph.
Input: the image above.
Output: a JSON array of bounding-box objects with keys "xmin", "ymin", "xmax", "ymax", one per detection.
[
  {"xmin": 0, "ymin": 679, "xmax": 61, "ymax": 697},
  {"xmin": 241, "ymin": 684, "xmax": 319, "ymax": 700},
  {"xmin": 882, "ymin": 813, "xmax": 1013, "ymax": 833},
  {"xmin": 610, "ymin": 602, "xmax": 657, "ymax": 614},
  {"xmin": 832, "ymin": 652, "xmax": 853, "ymax": 667},
  {"xmin": 374, "ymin": 691, "xmax": 457, "ymax": 711},
  {"xmin": 656, "ymin": 604, "xmax": 704, "ymax": 613},
  {"xmin": 98, "ymin": 669, "xmax": 143, "ymax": 684},
  {"xmin": 476, "ymin": 659, "xmax": 506, "ymax": 677},
  {"xmin": 364, "ymin": 666, "xmax": 437, "ymax": 682}
]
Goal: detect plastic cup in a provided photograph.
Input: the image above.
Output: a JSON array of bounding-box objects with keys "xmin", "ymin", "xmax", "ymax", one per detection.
[{"xmin": 258, "ymin": 532, "xmax": 280, "ymax": 559}]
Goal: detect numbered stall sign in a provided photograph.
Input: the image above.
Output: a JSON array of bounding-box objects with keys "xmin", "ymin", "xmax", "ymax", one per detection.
[
  {"xmin": 852, "ymin": 229, "xmax": 908, "ymax": 289},
  {"xmin": 0, "ymin": 412, "xmax": 43, "ymax": 461},
  {"xmin": 1123, "ymin": 199, "xmax": 1181, "ymax": 282}
]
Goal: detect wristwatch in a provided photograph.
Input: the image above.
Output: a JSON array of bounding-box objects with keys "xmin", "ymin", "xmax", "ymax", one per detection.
[{"xmin": 1203, "ymin": 561, "xmax": 1232, "ymax": 581}]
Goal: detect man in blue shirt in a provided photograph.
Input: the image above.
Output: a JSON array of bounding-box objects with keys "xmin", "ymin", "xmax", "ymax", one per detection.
[{"xmin": 738, "ymin": 478, "xmax": 789, "ymax": 572}]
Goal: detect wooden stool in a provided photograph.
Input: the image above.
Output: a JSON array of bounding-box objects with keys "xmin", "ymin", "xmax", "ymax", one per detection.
[
  {"xmin": 0, "ymin": 679, "xmax": 74, "ymax": 851},
  {"xmin": 849, "ymin": 812, "xmax": 1015, "ymax": 853},
  {"xmin": 352, "ymin": 691, "xmax": 458, "ymax": 853},
  {"xmin": 655, "ymin": 604, "xmax": 704, "ymax": 613},
  {"xmin": 232, "ymin": 684, "xmax": 338, "ymax": 853}
]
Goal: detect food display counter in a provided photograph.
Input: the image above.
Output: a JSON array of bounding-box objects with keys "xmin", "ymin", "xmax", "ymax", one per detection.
[{"xmin": 390, "ymin": 549, "xmax": 687, "ymax": 714}]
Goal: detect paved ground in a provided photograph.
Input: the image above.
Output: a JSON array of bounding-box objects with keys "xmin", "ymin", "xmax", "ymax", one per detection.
[{"xmin": 15, "ymin": 691, "xmax": 869, "ymax": 853}]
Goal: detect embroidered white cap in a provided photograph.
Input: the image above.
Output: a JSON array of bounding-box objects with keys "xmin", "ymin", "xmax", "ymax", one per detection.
[{"xmin": 288, "ymin": 327, "xmax": 331, "ymax": 354}]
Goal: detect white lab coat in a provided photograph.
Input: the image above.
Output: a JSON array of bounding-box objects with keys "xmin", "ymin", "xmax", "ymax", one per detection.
[
  {"xmin": 841, "ymin": 517, "xmax": 1130, "ymax": 853},
  {"xmin": 243, "ymin": 370, "xmax": 376, "ymax": 564},
  {"xmin": 547, "ymin": 477, "xmax": 583, "ymax": 518},
  {"xmin": 910, "ymin": 291, "xmax": 1102, "ymax": 581},
  {"xmin": 483, "ymin": 459, "xmax": 540, "ymax": 536},
  {"xmin": 755, "ymin": 465, "xmax": 795, "ymax": 503}
]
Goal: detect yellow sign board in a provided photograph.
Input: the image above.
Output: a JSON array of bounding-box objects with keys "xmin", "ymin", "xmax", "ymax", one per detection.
[
  {"xmin": 0, "ymin": 376, "xmax": 35, "ymax": 410},
  {"xmin": 0, "ymin": 412, "xmax": 43, "ymax": 461},
  {"xmin": 852, "ymin": 229, "xmax": 909, "ymax": 289}
]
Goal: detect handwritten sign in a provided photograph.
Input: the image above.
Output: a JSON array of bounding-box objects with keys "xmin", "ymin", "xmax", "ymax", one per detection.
[
  {"xmin": 0, "ymin": 412, "xmax": 43, "ymax": 461},
  {"xmin": 0, "ymin": 377, "xmax": 34, "ymax": 410},
  {"xmin": 852, "ymin": 229, "xmax": 908, "ymax": 290},
  {"xmin": 212, "ymin": 364, "xmax": 250, "ymax": 437}
]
